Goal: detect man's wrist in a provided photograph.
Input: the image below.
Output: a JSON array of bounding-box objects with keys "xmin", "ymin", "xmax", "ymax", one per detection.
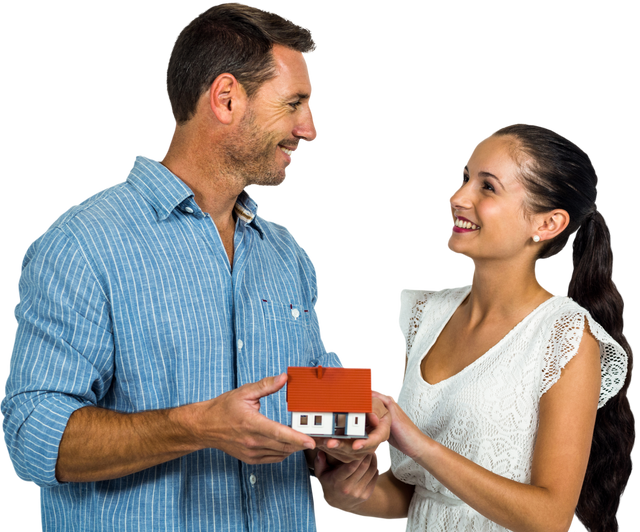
[{"xmin": 166, "ymin": 402, "xmax": 207, "ymax": 452}]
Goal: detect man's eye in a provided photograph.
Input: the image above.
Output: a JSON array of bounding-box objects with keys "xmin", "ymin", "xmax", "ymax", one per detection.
[{"xmin": 289, "ymin": 101, "xmax": 302, "ymax": 110}]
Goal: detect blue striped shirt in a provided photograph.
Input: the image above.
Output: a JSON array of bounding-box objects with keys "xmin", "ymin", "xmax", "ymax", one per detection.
[{"xmin": 2, "ymin": 156, "xmax": 340, "ymax": 531}]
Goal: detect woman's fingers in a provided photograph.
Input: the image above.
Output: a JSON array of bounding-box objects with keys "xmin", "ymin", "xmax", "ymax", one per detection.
[{"xmin": 316, "ymin": 452, "xmax": 379, "ymax": 510}]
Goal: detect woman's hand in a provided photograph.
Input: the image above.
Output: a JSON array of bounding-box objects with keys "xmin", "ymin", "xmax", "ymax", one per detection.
[
  {"xmin": 373, "ymin": 392, "xmax": 429, "ymax": 460},
  {"xmin": 313, "ymin": 395, "xmax": 390, "ymax": 463},
  {"xmin": 314, "ymin": 450, "xmax": 379, "ymax": 512}
]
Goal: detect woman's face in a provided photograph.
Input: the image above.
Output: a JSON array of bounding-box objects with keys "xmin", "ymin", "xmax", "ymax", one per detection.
[{"xmin": 448, "ymin": 135, "xmax": 538, "ymax": 262}]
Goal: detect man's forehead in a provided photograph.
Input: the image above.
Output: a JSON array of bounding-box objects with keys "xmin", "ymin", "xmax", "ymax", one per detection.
[
  {"xmin": 270, "ymin": 45, "xmax": 312, "ymax": 91},
  {"xmin": 273, "ymin": 44, "xmax": 311, "ymax": 76}
]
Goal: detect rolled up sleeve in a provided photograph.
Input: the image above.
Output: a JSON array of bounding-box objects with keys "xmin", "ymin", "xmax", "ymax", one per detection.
[{"xmin": 2, "ymin": 227, "xmax": 113, "ymax": 487}]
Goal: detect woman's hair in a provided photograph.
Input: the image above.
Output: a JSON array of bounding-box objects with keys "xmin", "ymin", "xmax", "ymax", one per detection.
[
  {"xmin": 167, "ymin": 3, "xmax": 315, "ymax": 124},
  {"xmin": 493, "ymin": 124, "xmax": 634, "ymax": 532}
]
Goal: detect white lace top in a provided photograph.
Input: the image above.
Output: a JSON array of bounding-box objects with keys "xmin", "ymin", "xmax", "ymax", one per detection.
[{"xmin": 390, "ymin": 287, "xmax": 628, "ymax": 532}]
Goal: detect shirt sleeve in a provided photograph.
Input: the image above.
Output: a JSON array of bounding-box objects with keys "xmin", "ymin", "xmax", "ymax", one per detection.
[
  {"xmin": 2, "ymin": 227, "xmax": 114, "ymax": 487},
  {"xmin": 539, "ymin": 307, "xmax": 628, "ymax": 408},
  {"xmin": 307, "ymin": 250, "xmax": 344, "ymax": 368},
  {"xmin": 293, "ymin": 243, "xmax": 341, "ymax": 370}
]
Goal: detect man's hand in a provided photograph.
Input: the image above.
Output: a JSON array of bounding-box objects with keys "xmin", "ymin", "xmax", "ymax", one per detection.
[
  {"xmin": 313, "ymin": 394, "xmax": 390, "ymax": 463},
  {"xmin": 190, "ymin": 373, "xmax": 316, "ymax": 464}
]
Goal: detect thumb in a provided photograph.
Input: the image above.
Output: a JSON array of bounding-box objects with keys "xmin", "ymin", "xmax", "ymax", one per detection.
[
  {"xmin": 245, "ymin": 373, "xmax": 288, "ymax": 400},
  {"xmin": 372, "ymin": 391, "xmax": 394, "ymax": 410}
]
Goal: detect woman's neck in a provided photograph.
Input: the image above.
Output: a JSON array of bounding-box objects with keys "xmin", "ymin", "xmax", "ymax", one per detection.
[{"xmin": 464, "ymin": 258, "xmax": 552, "ymax": 325}]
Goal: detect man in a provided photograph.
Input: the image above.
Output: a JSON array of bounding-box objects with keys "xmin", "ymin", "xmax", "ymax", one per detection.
[{"xmin": 2, "ymin": 4, "xmax": 387, "ymax": 531}]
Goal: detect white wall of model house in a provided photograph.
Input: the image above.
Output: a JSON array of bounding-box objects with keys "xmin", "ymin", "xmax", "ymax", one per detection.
[{"xmin": 292, "ymin": 412, "xmax": 367, "ymax": 437}]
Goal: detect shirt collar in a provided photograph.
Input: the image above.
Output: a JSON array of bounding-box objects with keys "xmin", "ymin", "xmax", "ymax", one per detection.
[{"xmin": 127, "ymin": 156, "xmax": 264, "ymax": 237}]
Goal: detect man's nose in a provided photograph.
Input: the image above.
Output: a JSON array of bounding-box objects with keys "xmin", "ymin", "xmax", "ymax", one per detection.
[{"xmin": 294, "ymin": 107, "xmax": 317, "ymax": 141}]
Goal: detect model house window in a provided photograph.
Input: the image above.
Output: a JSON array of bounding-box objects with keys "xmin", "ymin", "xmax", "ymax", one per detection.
[
  {"xmin": 354, "ymin": 416, "xmax": 359, "ymax": 425},
  {"xmin": 314, "ymin": 415, "xmax": 322, "ymax": 426},
  {"xmin": 300, "ymin": 415, "xmax": 308, "ymax": 426}
]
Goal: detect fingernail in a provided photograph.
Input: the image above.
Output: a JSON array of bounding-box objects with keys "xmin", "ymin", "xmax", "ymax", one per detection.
[{"xmin": 304, "ymin": 441, "xmax": 315, "ymax": 450}]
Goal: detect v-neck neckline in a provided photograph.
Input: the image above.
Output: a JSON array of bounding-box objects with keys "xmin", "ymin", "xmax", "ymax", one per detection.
[{"xmin": 416, "ymin": 288, "xmax": 557, "ymax": 387}]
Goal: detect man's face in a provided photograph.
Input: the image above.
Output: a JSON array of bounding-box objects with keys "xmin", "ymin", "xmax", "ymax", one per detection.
[{"xmin": 223, "ymin": 44, "xmax": 317, "ymax": 187}]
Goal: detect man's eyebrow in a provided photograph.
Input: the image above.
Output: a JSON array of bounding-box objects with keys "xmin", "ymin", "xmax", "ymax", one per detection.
[
  {"xmin": 464, "ymin": 167, "xmax": 506, "ymax": 190},
  {"xmin": 291, "ymin": 92, "xmax": 310, "ymax": 100}
]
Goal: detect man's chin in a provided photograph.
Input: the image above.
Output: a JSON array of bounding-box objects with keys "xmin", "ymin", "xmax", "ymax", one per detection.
[
  {"xmin": 247, "ymin": 183, "xmax": 284, "ymax": 190},
  {"xmin": 247, "ymin": 172, "xmax": 289, "ymax": 189}
]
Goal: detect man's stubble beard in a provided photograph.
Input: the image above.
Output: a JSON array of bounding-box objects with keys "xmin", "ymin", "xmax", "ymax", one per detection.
[{"xmin": 222, "ymin": 107, "xmax": 286, "ymax": 188}]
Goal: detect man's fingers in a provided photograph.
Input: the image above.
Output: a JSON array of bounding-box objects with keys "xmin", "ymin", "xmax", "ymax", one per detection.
[
  {"xmin": 243, "ymin": 373, "xmax": 288, "ymax": 401},
  {"xmin": 252, "ymin": 414, "xmax": 315, "ymax": 451}
]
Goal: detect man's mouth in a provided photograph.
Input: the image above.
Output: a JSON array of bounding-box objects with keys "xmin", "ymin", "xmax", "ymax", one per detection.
[{"xmin": 279, "ymin": 146, "xmax": 293, "ymax": 156}]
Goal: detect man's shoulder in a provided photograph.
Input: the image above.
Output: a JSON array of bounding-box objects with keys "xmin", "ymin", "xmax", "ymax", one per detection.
[
  {"xmin": 256, "ymin": 213, "xmax": 307, "ymax": 250},
  {"xmin": 33, "ymin": 181, "xmax": 151, "ymax": 259},
  {"xmin": 254, "ymin": 215, "xmax": 313, "ymax": 264},
  {"xmin": 50, "ymin": 183, "xmax": 132, "ymax": 230}
]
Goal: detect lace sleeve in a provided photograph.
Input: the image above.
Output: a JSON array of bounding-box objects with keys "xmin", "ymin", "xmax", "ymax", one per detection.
[
  {"xmin": 540, "ymin": 308, "xmax": 628, "ymax": 408},
  {"xmin": 399, "ymin": 290, "xmax": 431, "ymax": 356}
]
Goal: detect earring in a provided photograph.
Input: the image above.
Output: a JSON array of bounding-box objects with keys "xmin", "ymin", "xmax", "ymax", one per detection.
[{"xmin": 533, "ymin": 235, "xmax": 540, "ymax": 242}]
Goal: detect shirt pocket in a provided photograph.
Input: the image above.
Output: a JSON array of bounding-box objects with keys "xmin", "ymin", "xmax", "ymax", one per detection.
[{"xmin": 260, "ymin": 298, "xmax": 312, "ymax": 368}]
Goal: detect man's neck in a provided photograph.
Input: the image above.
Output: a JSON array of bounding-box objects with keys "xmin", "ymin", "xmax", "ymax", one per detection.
[{"xmin": 160, "ymin": 145, "xmax": 243, "ymax": 232}]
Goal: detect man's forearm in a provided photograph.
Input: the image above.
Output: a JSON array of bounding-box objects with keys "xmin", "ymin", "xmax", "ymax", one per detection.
[{"xmin": 56, "ymin": 404, "xmax": 200, "ymax": 482}]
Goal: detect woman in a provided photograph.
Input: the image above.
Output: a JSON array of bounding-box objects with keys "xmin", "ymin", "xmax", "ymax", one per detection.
[{"xmin": 315, "ymin": 125, "xmax": 634, "ymax": 532}]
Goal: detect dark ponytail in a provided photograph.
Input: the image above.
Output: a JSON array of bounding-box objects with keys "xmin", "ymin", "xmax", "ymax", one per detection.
[
  {"xmin": 494, "ymin": 125, "xmax": 634, "ymax": 532},
  {"xmin": 570, "ymin": 212, "xmax": 634, "ymax": 532}
]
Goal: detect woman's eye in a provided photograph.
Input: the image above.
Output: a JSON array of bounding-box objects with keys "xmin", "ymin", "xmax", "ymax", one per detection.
[{"xmin": 460, "ymin": 173, "xmax": 495, "ymax": 192}]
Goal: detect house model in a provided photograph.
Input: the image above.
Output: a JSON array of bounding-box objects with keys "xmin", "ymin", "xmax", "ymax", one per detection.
[{"xmin": 287, "ymin": 366, "xmax": 372, "ymax": 438}]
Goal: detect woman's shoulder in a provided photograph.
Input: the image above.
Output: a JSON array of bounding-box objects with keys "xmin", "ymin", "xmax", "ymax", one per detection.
[
  {"xmin": 539, "ymin": 296, "xmax": 621, "ymax": 347},
  {"xmin": 399, "ymin": 286, "xmax": 470, "ymax": 347},
  {"xmin": 539, "ymin": 296, "xmax": 628, "ymax": 408},
  {"xmin": 543, "ymin": 292, "xmax": 607, "ymax": 328},
  {"xmin": 398, "ymin": 283, "xmax": 471, "ymax": 303},
  {"xmin": 397, "ymin": 283, "xmax": 471, "ymax": 323}
]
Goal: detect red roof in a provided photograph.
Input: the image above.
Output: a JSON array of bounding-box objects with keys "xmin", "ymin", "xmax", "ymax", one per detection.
[{"xmin": 286, "ymin": 366, "xmax": 372, "ymax": 412}]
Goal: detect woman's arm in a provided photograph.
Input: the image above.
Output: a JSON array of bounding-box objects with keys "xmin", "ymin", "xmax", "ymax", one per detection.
[
  {"xmin": 314, "ymin": 451, "xmax": 415, "ymax": 518},
  {"xmin": 378, "ymin": 329, "xmax": 601, "ymax": 532}
]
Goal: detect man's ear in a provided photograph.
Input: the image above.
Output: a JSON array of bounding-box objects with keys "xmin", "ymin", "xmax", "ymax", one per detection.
[
  {"xmin": 534, "ymin": 209, "xmax": 570, "ymax": 242},
  {"xmin": 209, "ymin": 73, "xmax": 246, "ymax": 125}
]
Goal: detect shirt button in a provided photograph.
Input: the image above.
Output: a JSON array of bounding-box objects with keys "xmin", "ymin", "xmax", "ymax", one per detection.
[
  {"xmin": 291, "ymin": 308, "xmax": 300, "ymax": 318},
  {"xmin": 184, "ymin": 207, "xmax": 194, "ymax": 214},
  {"xmin": 249, "ymin": 474, "xmax": 257, "ymax": 485},
  {"xmin": 237, "ymin": 339, "xmax": 243, "ymax": 349}
]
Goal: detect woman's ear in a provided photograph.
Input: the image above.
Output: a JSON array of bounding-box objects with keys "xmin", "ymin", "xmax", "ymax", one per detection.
[{"xmin": 533, "ymin": 209, "xmax": 570, "ymax": 242}]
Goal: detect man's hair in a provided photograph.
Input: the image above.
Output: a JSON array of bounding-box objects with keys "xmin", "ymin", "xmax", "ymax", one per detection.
[{"xmin": 167, "ymin": 3, "xmax": 315, "ymax": 124}]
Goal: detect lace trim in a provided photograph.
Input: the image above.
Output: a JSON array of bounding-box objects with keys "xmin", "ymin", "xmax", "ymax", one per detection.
[
  {"xmin": 540, "ymin": 310, "xmax": 628, "ymax": 408},
  {"xmin": 407, "ymin": 296, "xmax": 429, "ymax": 355}
]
